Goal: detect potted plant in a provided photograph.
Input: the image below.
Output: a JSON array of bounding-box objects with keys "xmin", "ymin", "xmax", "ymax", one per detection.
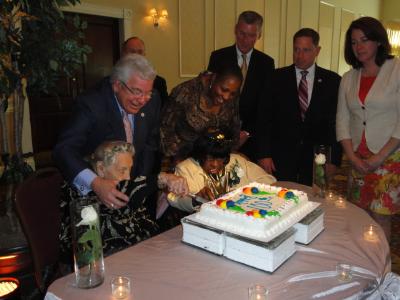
[{"xmin": 0, "ymin": 0, "xmax": 90, "ymax": 184}]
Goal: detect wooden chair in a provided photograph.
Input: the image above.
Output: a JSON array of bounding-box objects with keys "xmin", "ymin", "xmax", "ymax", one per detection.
[{"xmin": 14, "ymin": 168, "xmax": 63, "ymax": 294}]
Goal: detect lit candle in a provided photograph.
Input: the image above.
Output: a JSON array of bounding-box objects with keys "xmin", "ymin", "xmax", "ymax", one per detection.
[
  {"xmin": 336, "ymin": 263, "xmax": 352, "ymax": 282},
  {"xmin": 326, "ymin": 191, "xmax": 336, "ymax": 201},
  {"xmin": 364, "ymin": 225, "xmax": 378, "ymax": 242},
  {"xmin": 335, "ymin": 197, "xmax": 346, "ymax": 208},
  {"xmin": 248, "ymin": 284, "xmax": 268, "ymax": 300},
  {"xmin": 111, "ymin": 276, "xmax": 130, "ymax": 299},
  {"xmin": 113, "ymin": 286, "xmax": 128, "ymax": 299}
]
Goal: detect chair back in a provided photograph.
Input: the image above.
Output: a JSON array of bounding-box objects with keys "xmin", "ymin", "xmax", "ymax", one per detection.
[{"xmin": 14, "ymin": 168, "xmax": 63, "ymax": 292}]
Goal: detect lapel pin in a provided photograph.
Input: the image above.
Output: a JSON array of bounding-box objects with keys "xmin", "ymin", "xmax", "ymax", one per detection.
[
  {"xmin": 318, "ymin": 78, "xmax": 322, "ymax": 83},
  {"xmin": 141, "ymin": 112, "xmax": 145, "ymax": 117}
]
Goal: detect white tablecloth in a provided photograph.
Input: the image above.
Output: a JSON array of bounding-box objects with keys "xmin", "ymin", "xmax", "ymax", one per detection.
[{"xmin": 46, "ymin": 182, "xmax": 391, "ymax": 299}]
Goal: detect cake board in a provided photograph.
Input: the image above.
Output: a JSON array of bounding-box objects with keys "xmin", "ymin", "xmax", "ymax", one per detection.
[
  {"xmin": 293, "ymin": 206, "xmax": 324, "ymax": 244},
  {"xmin": 181, "ymin": 217, "xmax": 225, "ymax": 255},
  {"xmin": 181, "ymin": 216, "xmax": 296, "ymax": 272},
  {"xmin": 223, "ymin": 228, "xmax": 296, "ymax": 272}
]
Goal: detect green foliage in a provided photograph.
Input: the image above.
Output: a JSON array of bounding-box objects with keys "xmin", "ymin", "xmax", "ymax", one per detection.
[
  {"xmin": 315, "ymin": 164, "xmax": 326, "ymax": 186},
  {"xmin": 0, "ymin": 0, "xmax": 91, "ymax": 98},
  {"xmin": 0, "ymin": 153, "xmax": 33, "ymax": 184},
  {"xmin": 77, "ymin": 224, "xmax": 102, "ymax": 265}
]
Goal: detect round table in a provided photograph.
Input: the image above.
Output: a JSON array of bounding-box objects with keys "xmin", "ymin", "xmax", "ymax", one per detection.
[{"xmin": 46, "ymin": 182, "xmax": 390, "ymax": 299}]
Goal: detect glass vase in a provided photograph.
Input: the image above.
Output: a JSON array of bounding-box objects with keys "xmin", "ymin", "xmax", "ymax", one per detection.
[
  {"xmin": 312, "ymin": 145, "xmax": 331, "ymax": 198},
  {"xmin": 70, "ymin": 197, "xmax": 104, "ymax": 288}
]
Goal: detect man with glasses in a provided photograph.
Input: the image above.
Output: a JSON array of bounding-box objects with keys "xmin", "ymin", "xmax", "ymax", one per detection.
[
  {"xmin": 54, "ymin": 54, "xmax": 187, "ymax": 211},
  {"xmin": 121, "ymin": 36, "xmax": 168, "ymax": 108}
]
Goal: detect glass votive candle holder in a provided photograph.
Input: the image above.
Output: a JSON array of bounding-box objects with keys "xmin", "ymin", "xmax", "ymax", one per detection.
[
  {"xmin": 336, "ymin": 263, "xmax": 352, "ymax": 282},
  {"xmin": 326, "ymin": 191, "xmax": 337, "ymax": 202},
  {"xmin": 248, "ymin": 284, "xmax": 268, "ymax": 300},
  {"xmin": 111, "ymin": 276, "xmax": 131, "ymax": 299},
  {"xmin": 363, "ymin": 224, "xmax": 378, "ymax": 242},
  {"xmin": 335, "ymin": 196, "xmax": 346, "ymax": 208}
]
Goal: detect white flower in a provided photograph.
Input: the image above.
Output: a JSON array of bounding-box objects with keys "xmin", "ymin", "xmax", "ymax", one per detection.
[
  {"xmin": 76, "ymin": 206, "xmax": 98, "ymax": 227},
  {"xmin": 235, "ymin": 166, "xmax": 244, "ymax": 178},
  {"xmin": 375, "ymin": 168, "xmax": 388, "ymax": 176},
  {"xmin": 314, "ymin": 153, "xmax": 326, "ymax": 165}
]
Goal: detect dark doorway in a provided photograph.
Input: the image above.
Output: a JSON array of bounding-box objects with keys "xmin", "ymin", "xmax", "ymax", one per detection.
[{"xmin": 28, "ymin": 12, "xmax": 121, "ymax": 168}]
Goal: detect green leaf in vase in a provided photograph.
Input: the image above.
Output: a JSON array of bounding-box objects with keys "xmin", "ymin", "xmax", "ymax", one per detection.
[
  {"xmin": 316, "ymin": 165, "xmax": 324, "ymax": 177},
  {"xmin": 77, "ymin": 250, "xmax": 93, "ymax": 266},
  {"xmin": 78, "ymin": 228, "xmax": 98, "ymax": 244}
]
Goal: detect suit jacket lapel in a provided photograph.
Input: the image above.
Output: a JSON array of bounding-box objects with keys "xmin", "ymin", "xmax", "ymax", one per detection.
[
  {"xmin": 105, "ymin": 82, "xmax": 126, "ymax": 140},
  {"xmin": 229, "ymin": 44, "xmax": 238, "ymax": 65},
  {"xmin": 308, "ymin": 65, "xmax": 323, "ymax": 112},
  {"xmin": 301, "ymin": 65, "xmax": 323, "ymax": 121},
  {"xmin": 288, "ymin": 64, "xmax": 300, "ymax": 109},
  {"xmin": 247, "ymin": 50, "xmax": 257, "ymax": 73},
  {"xmin": 133, "ymin": 111, "xmax": 143, "ymax": 145}
]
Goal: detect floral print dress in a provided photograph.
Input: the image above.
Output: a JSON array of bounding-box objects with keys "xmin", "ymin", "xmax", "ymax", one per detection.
[
  {"xmin": 160, "ymin": 73, "xmax": 241, "ymax": 160},
  {"xmin": 348, "ymin": 76, "xmax": 400, "ymax": 215},
  {"xmin": 59, "ymin": 176, "xmax": 159, "ymax": 263}
]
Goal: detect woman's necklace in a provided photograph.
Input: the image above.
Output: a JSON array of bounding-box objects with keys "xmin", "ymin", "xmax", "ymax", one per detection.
[{"xmin": 203, "ymin": 169, "xmax": 228, "ymax": 198}]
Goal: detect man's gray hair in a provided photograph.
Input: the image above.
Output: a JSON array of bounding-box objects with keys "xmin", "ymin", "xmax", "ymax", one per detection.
[
  {"xmin": 110, "ymin": 53, "xmax": 156, "ymax": 83},
  {"xmin": 91, "ymin": 140, "xmax": 135, "ymax": 170},
  {"xmin": 237, "ymin": 11, "xmax": 263, "ymax": 30}
]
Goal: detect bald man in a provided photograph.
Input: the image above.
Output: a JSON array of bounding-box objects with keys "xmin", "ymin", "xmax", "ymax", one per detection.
[{"xmin": 122, "ymin": 37, "xmax": 168, "ymax": 107}]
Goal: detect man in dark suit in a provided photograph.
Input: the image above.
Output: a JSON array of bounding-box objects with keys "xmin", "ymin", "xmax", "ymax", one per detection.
[
  {"xmin": 257, "ymin": 28, "xmax": 342, "ymax": 185},
  {"xmin": 207, "ymin": 11, "xmax": 274, "ymax": 162},
  {"xmin": 121, "ymin": 37, "xmax": 168, "ymax": 107},
  {"xmin": 53, "ymin": 54, "xmax": 176, "ymax": 210}
]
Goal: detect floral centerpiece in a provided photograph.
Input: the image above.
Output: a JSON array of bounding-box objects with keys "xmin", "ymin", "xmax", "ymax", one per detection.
[
  {"xmin": 313, "ymin": 145, "xmax": 330, "ymax": 198},
  {"xmin": 71, "ymin": 199, "xmax": 104, "ymax": 288}
]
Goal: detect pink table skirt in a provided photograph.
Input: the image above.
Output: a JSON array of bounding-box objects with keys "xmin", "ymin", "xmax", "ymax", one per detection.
[{"xmin": 46, "ymin": 182, "xmax": 390, "ymax": 300}]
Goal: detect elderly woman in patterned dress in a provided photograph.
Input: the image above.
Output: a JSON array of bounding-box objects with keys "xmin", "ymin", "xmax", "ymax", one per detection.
[{"xmin": 59, "ymin": 140, "xmax": 187, "ymax": 261}]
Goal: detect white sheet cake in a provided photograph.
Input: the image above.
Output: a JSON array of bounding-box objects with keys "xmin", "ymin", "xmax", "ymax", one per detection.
[{"xmin": 194, "ymin": 182, "xmax": 318, "ymax": 242}]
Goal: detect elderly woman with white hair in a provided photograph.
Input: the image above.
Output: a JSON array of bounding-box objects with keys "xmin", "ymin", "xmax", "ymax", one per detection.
[{"xmin": 60, "ymin": 140, "xmax": 187, "ymax": 260}]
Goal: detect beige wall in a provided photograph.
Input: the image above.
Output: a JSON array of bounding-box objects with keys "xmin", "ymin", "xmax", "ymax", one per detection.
[
  {"xmin": 17, "ymin": 0, "xmax": 384, "ymax": 161},
  {"xmin": 381, "ymin": 0, "xmax": 400, "ymax": 22},
  {"xmin": 76, "ymin": 0, "xmax": 380, "ymax": 90}
]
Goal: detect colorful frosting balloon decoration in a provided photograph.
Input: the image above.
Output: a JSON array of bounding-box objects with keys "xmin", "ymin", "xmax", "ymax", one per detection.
[
  {"xmin": 216, "ymin": 187, "xmax": 285, "ymax": 217},
  {"xmin": 242, "ymin": 187, "xmax": 253, "ymax": 195},
  {"xmin": 278, "ymin": 189, "xmax": 288, "ymax": 198}
]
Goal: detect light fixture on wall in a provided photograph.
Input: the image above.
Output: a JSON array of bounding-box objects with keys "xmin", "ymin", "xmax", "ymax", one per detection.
[
  {"xmin": 149, "ymin": 8, "xmax": 168, "ymax": 27},
  {"xmin": 388, "ymin": 28, "xmax": 400, "ymax": 50},
  {"xmin": 386, "ymin": 21, "xmax": 400, "ymax": 57}
]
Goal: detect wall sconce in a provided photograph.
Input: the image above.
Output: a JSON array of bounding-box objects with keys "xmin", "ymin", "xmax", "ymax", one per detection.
[
  {"xmin": 388, "ymin": 29, "xmax": 400, "ymax": 49},
  {"xmin": 386, "ymin": 21, "xmax": 400, "ymax": 57},
  {"xmin": 149, "ymin": 8, "xmax": 168, "ymax": 27}
]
